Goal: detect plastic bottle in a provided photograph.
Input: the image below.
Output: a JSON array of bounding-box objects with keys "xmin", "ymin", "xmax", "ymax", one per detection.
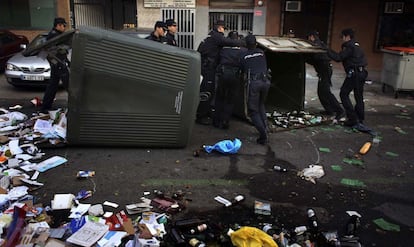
[
  {"xmin": 189, "ymin": 238, "xmax": 206, "ymax": 247},
  {"xmin": 307, "ymin": 208, "xmax": 319, "ymax": 233},
  {"xmin": 262, "ymin": 224, "xmax": 280, "ymax": 239},
  {"xmin": 174, "ymin": 218, "xmax": 206, "ymax": 228},
  {"xmin": 346, "ymin": 215, "xmax": 361, "ymax": 236},
  {"xmin": 189, "ymin": 223, "xmax": 208, "ymax": 234},
  {"xmin": 273, "ymin": 165, "xmax": 287, "ymax": 172},
  {"xmin": 170, "ymin": 228, "xmax": 186, "ymax": 245}
]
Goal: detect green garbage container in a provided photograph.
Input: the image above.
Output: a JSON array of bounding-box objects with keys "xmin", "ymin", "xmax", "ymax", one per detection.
[
  {"xmin": 234, "ymin": 36, "xmax": 325, "ymax": 117},
  {"xmin": 67, "ymin": 26, "xmax": 200, "ymax": 147}
]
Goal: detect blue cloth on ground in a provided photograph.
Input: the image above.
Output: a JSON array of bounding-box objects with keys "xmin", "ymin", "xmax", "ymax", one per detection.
[{"xmin": 204, "ymin": 138, "xmax": 242, "ymax": 154}]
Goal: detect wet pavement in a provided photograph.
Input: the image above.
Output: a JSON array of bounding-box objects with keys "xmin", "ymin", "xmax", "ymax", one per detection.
[{"xmin": 0, "ymin": 68, "xmax": 413, "ymax": 246}]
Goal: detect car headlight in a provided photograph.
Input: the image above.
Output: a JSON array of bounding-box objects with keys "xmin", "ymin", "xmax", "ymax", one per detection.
[{"xmin": 6, "ymin": 63, "xmax": 18, "ymax": 71}]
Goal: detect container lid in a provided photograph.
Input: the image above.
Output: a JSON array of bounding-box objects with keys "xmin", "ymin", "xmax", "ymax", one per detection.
[{"xmin": 383, "ymin": 46, "xmax": 414, "ymax": 54}]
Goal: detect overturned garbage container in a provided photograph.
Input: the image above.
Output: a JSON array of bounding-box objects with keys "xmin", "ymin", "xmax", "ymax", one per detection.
[
  {"xmin": 233, "ymin": 36, "xmax": 325, "ymax": 118},
  {"xmin": 67, "ymin": 26, "xmax": 200, "ymax": 147},
  {"xmin": 381, "ymin": 47, "xmax": 414, "ymax": 98}
]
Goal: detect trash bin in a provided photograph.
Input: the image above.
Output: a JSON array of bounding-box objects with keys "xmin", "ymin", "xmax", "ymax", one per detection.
[
  {"xmin": 233, "ymin": 36, "xmax": 325, "ymax": 118},
  {"xmin": 381, "ymin": 47, "xmax": 414, "ymax": 98},
  {"xmin": 66, "ymin": 26, "xmax": 200, "ymax": 147}
]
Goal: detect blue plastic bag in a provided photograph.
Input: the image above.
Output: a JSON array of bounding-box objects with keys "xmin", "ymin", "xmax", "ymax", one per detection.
[{"xmin": 204, "ymin": 138, "xmax": 242, "ymax": 154}]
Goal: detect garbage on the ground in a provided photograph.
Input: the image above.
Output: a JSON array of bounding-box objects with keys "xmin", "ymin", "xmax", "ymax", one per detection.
[
  {"xmin": 394, "ymin": 126, "xmax": 407, "ymax": 134},
  {"xmin": 228, "ymin": 226, "xmax": 278, "ymax": 247},
  {"xmin": 297, "ymin": 165, "xmax": 325, "ymax": 184},
  {"xmin": 77, "ymin": 170, "xmax": 95, "ymax": 178},
  {"xmin": 318, "ymin": 147, "xmax": 331, "ymax": 153},
  {"xmin": 254, "ymin": 200, "xmax": 271, "ymax": 215},
  {"xmin": 203, "ymin": 138, "xmax": 242, "ymax": 154},
  {"xmin": 214, "ymin": 195, "xmax": 244, "ymax": 207},
  {"xmin": 343, "ymin": 157, "xmax": 364, "ymax": 166},
  {"xmin": 331, "ymin": 165, "xmax": 342, "ymax": 171},
  {"xmin": 373, "ymin": 218, "xmax": 401, "ymax": 232},
  {"xmin": 358, "ymin": 142, "xmax": 372, "ymax": 155},
  {"xmin": 385, "ymin": 151, "xmax": 399, "ymax": 157},
  {"xmin": 0, "ymin": 103, "xmax": 374, "ymax": 246},
  {"xmin": 268, "ymin": 110, "xmax": 331, "ymax": 130},
  {"xmin": 340, "ymin": 178, "xmax": 367, "ymax": 187}
]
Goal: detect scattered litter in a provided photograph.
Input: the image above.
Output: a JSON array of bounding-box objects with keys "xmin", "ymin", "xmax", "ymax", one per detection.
[
  {"xmin": 9, "ymin": 105, "xmax": 23, "ymax": 110},
  {"xmin": 297, "ymin": 165, "xmax": 325, "ymax": 184},
  {"xmin": 340, "ymin": 178, "xmax": 366, "ymax": 187},
  {"xmin": 66, "ymin": 220, "xmax": 109, "ymax": 247},
  {"xmin": 76, "ymin": 189, "xmax": 93, "ymax": 200},
  {"xmin": 394, "ymin": 126, "xmax": 407, "ymax": 134},
  {"xmin": 34, "ymin": 155, "xmax": 68, "ymax": 172},
  {"xmin": 343, "ymin": 158, "xmax": 364, "ymax": 166},
  {"xmin": 214, "ymin": 195, "xmax": 232, "ymax": 207},
  {"xmin": 77, "ymin": 170, "xmax": 95, "ymax": 178},
  {"xmin": 385, "ymin": 151, "xmax": 399, "ymax": 157},
  {"xmin": 359, "ymin": 142, "xmax": 372, "ymax": 155},
  {"xmin": 203, "ymin": 138, "xmax": 241, "ymax": 154},
  {"xmin": 373, "ymin": 218, "xmax": 400, "ymax": 232},
  {"xmin": 228, "ymin": 226, "xmax": 277, "ymax": 247},
  {"xmin": 319, "ymin": 147, "xmax": 331, "ymax": 153},
  {"xmin": 331, "ymin": 165, "xmax": 343, "ymax": 171},
  {"xmin": 103, "ymin": 201, "xmax": 119, "ymax": 208},
  {"xmin": 395, "ymin": 115, "xmax": 411, "ymax": 119},
  {"xmin": 126, "ymin": 197, "xmax": 152, "ymax": 214},
  {"xmin": 30, "ymin": 97, "xmax": 42, "ymax": 107},
  {"xmin": 254, "ymin": 200, "xmax": 271, "ymax": 215},
  {"xmin": 51, "ymin": 193, "xmax": 75, "ymax": 210}
]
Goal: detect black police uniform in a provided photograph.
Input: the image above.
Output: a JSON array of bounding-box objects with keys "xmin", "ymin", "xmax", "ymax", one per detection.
[
  {"xmin": 196, "ymin": 29, "xmax": 243, "ymax": 124},
  {"xmin": 328, "ymin": 39, "xmax": 368, "ymax": 126},
  {"xmin": 166, "ymin": 32, "xmax": 177, "ymax": 46},
  {"xmin": 146, "ymin": 32, "xmax": 168, "ymax": 44},
  {"xmin": 306, "ymin": 37, "xmax": 344, "ymax": 119},
  {"xmin": 240, "ymin": 45, "xmax": 270, "ymax": 144},
  {"xmin": 41, "ymin": 24, "xmax": 70, "ymax": 112},
  {"xmin": 213, "ymin": 45, "xmax": 247, "ymax": 129}
]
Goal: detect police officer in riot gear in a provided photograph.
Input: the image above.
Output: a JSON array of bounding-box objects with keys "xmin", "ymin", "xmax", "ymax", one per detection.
[
  {"xmin": 306, "ymin": 30, "xmax": 344, "ymax": 121},
  {"xmin": 146, "ymin": 21, "xmax": 168, "ymax": 44},
  {"xmin": 213, "ymin": 31, "xmax": 246, "ymax": 129},
  {"xmin": 41, "ymin": 17, "xmax": 70, "ymax": 113},
  {"xmin": 196, "ymin": 20, "xmax": 243, "ymax": 125},
  {"xmin": 327, "ymin": 28, "xmax": 368, "ymax": 127},
  {"xmin": 165, "ymin": 19, "xmax": 178, "ymax": 46},
  {"xmin": 240, "ymin": 35, "xmax": 271, "ymax": 145}
]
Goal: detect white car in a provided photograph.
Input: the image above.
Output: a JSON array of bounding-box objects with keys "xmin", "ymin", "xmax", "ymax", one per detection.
[{"xmin": 5, "ymin": 33, "xmax": 71, "ymax": 87}]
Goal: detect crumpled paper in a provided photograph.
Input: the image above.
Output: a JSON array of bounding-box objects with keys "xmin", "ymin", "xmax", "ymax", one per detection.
[{"xmin": 297, "ymin": 164, "xmax": 325, "ymax": 184}]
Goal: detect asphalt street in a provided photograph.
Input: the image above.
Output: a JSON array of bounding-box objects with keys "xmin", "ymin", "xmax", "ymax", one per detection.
[{"xmin": 0, "ymin": 68, "xmax": 413, "ymax": 246}]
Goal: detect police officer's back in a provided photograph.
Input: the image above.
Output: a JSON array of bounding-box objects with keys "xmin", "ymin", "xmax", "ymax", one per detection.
[
  {"xmin": 195, "ymin": 20, "xmax": 243, "ymax": 125},
  {"xmin": 240, "ymin": 35, "xmax": 270, "ymax": 144}
]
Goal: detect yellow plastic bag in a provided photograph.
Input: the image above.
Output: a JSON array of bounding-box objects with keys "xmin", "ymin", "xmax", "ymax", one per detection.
[{"xmin": 229, "ymin": 226, "xmax": 278, "ymax": 247}]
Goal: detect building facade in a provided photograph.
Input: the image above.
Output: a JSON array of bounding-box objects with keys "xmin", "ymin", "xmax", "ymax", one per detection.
[{"xmin": 1, "ymin": 0, "xmax": 413, "ymax": 80}]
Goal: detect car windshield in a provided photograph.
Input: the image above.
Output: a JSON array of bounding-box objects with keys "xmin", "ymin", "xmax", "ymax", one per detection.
[{"xmin": 27, "ymin": 35, "xmax": 47, "ymax": 50}]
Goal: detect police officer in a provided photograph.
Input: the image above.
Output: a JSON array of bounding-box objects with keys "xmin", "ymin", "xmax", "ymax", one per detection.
[
  {"xmin": 306, "ymin": 31, "xmax": 344, "ymax": 121},
  {"xmin": 165, "ymin": 19, "xmax": 177, "ymax": 46},
  {"xmin": 196, "ymin": 20, "xmax": 243, "ymax": 125},
  {"xmin": 41, "ymin": 17, "xmax": 70, "ymax": 113},
  {"xmin": 146, "ymin": 21, "xmax": 168, "ymax": 44},
  {"xmin": 213, "ymin": 31, "xmax": 246, "ymax": 129},
  {"xmin": 240, "ymin": 35, "xmax": 270, "ymax": 145},
  {"xmin": 327, "ymin": 28, "xmax": 368, "ymax": 127}
]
